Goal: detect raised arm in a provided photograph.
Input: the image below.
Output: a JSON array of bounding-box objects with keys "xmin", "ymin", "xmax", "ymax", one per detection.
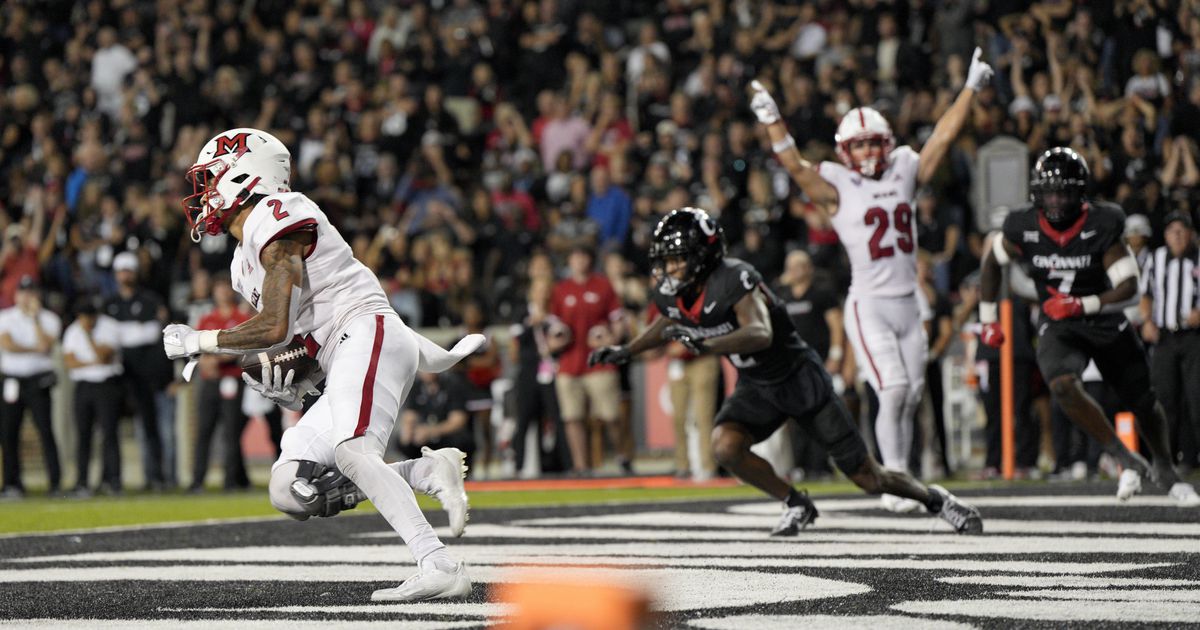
[
  {"xmin": 748, "ymin": 80, "xmax": 839, "ymax": 215},
  {"xmin": 918, "ymin": 48, "xmax": 993, "ymax": 184}
]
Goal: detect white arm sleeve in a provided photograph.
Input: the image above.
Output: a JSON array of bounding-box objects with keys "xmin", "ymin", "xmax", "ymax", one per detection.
[
  {"xmin": 1107, "ymin": 255, "xmax": 1140, "ymax": 289},
  {"xmin": 989, "ymin": 231, "xmax": 1011, "ymax": 265}
]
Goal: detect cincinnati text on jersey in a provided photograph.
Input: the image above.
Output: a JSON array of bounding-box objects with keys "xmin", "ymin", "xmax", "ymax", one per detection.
[{"xmin": 1031, "ymin": 254, "xmax": 1092, "ymax": 269}]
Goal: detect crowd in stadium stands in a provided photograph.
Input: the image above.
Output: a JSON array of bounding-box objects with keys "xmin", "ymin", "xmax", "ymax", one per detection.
[{"xmin": 0, "ymin": 0, "xmax": 1198, "ymax": 496}]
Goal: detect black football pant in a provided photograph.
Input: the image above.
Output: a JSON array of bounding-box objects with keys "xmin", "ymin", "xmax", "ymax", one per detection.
[
  {"xmin": 1038, "ymin": 318, "xmax": 1158, "ymax": 419},
  {"xmin": 74, "ymin": 378, "xmax": 123, "ymax": 489}
]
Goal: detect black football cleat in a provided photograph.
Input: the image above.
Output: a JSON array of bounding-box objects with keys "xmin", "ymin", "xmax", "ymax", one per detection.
[
  {"xmin": 771, "ymin": 491, "xmax": 819, "ymax": 536},
  {"xmin": 930, "ymin": 484, "xmax": 983, "ymax": 534}
]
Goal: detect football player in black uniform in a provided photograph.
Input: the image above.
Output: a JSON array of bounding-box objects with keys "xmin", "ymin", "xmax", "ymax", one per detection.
[
  {"xmin": 979, "ymin": 147, "xmax": 1199, "ymax": 506},
  {"xmin": 589, "ymin": 208, "xmax": 984, "ymax": 534}
]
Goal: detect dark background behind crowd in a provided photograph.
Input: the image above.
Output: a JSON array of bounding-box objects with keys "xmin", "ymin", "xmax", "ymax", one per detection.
[{"xmin": 1, "ymin": 0, "xmax": 1199, "ymax": 495}]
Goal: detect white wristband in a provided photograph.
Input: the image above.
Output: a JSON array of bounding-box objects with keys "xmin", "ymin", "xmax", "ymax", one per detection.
[
  {"xmin": 198, "ymin": 329, "xmax": 221, "ymax": 353},
  {"xmin": 979, "ymin": 301, "xmax": 998, "ymax": 324},
  {"xmin": 827, "ymin": 345, "xmax": 843, "ymax": 362},
  {"xmin": 1081, "ymin": 295, "xmax": 1101, "ymax": 315},
  {"xmin": 771, "ymin": 135, "xmax": 796, "ymax": 154}
]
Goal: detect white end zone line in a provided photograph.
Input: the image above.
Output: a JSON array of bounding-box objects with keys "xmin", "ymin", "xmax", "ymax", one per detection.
[
  {"xmin": 940, "ymin": 575, "xmax": 1200, "ymax": 587},
  {"xmin": 506, "ymin": 511, "xmax": 1200, "ymax": 537},
  {"xmin": 892, "ymin": 599, "xmax": 1200, "ymax": 624},
  {"xmin": 1002, "ymin": 588, "xmax": 1200, "ymax": 602}
]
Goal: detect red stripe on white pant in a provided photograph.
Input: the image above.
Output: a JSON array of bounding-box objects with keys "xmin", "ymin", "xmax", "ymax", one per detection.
[
  {"xmin": 354, "ymin": 314, "xmax": 386, "ymax": 438},
  {"xmin": 852, "ymin": 300, "xmax": 884, "ymax": 389}
]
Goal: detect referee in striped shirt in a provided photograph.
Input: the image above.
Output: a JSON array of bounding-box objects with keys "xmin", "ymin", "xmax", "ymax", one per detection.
[{"xmin": 1140, "ymin": 211, "xmax": 1200, "ymax": 473}]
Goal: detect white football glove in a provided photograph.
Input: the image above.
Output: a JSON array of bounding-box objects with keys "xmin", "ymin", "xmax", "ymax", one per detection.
[
  {"xmin": 162, "ymin": 323, "xmax": 218, "ymax": 360},
  {"xmin": 242, "ymin": 364, "xmax": 318, "ymax": 412},
  {"xmin": 749, "ymin": 80, "xmax": 781, "ymax": 125},
  {"xmin": 237, "ymin": 362, "xmax": 304, "ymax": 412},
  {"xmin": 965, "ymin": 47, "xmax": 994, "ymax": 92}
]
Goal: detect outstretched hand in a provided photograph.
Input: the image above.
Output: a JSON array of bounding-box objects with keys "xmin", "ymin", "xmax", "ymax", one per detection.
[
  {"xmin": 588, "ymin": 345, "xmax": 631, "ymax": 367},
  {"xmin": 661, "ymin": 325, "xmax": 706, "ymax": 355},
  {"xmin": 243, "ymin": 364, "xmax": 307, "ymax": 411},
  {"xmin": 749, "ymin": 80, "xmax": 781, "ymax": 125},
  {"xmin": 163, "ymin": 323, "xmax": 202, "ymax": 360},
  {"xmin": 965, "ymin": 47, "xmax": 994, "ymax": 92}
]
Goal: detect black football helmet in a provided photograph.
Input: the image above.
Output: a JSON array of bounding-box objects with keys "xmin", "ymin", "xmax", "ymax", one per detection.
[
  {"xmin": 650, "ymin": 207, "xmax": 725, "ymax": 296},
  {"xmin": 1031, "ymin": 147, "xmax": 1090, "ymax": 228}
]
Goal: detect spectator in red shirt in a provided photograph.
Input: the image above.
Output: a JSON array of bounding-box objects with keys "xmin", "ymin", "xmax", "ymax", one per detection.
[
  {"xmin": 548, "ymin": 246, "xmax": 626, "ymax": 474},
  {"xmin": 0, "ymin": 223, "xmax": 43, "ymax": 309},
  {"xmin": 188, "ymin": 277, "xmax": 253, "ymax": 492}
]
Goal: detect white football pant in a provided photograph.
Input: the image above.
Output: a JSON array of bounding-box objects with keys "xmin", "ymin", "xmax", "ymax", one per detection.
[{"xmin": 844, "ymin": 292, "xmax": 927, "ymax": 471}]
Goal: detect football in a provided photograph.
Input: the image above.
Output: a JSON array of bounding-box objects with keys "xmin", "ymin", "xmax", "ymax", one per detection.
[{"xmin": 239, "ymin": 337, "xmax": 319, "ymax": 384}]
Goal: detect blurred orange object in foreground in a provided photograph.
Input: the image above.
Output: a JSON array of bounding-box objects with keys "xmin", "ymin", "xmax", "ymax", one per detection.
[{"xmin": 491, "ymin": 571, "xmax": 653, "ymax": 630}]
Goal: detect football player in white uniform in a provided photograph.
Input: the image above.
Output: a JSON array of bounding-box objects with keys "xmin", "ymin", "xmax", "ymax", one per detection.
[
  {"xmin": 750, "ymin": 50, "xmax": 993, "ymax": 511},
  {"xmin": 162, "ymin": 128, "xmax": 482, "ymax": 601}
]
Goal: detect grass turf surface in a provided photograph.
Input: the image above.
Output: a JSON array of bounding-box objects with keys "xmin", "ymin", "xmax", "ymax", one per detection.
[
  {"xmin": 0, "ymin": 483, "xmax": 776, "ymax": 534},
  {"xmin": 2, "ymin": 479, "xmax": 1014, "ymax": 535}
]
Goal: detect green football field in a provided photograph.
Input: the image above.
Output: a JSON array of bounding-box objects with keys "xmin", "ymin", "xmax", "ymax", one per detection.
[
  {"xmin": 0, "ymin": 482, "xmax": 859, "ymax": 535},
  {"xmin": 0, "ymin": 479, "xmax": 1011, "ymax": 536}
]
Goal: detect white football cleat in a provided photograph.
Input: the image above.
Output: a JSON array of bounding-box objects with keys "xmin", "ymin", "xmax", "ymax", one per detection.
[
  {"xmin": 1116, "ymin": 469, "xmax": 1142, "ymax": 501},
  {"xmin": 880, "ymin": 493, "xmax": 922, "ymax": 513},
  {"xmin": 371, "ymin": 561, "xmax": 472, "ymax": 602},
  {"xmin": 422, "ymin": 446, "xmax": 470, "ymax": 537},
  {"xmin": 1168, "ymin": 482, "xmax": 1200, "ymax": 507}
]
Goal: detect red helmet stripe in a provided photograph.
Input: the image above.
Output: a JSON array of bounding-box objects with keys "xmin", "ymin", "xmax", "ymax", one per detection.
[{"xmin": 858, "ymin": 109, "xmax": 866, "ymax": 128}]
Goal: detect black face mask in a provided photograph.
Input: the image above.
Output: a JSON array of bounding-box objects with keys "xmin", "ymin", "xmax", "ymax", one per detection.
[{"xmin": 1033, "ymin": 180, "xmax": 1084, "ymax": 228}]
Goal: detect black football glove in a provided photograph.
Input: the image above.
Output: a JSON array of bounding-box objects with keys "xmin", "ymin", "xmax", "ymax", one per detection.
[
  {"xmin": 588, "ymin": 345, "xmax": 631, "ymax": 367},
  {"xmin": 662, "ymin": 325, "xmax": 707, "ymax": 354}
]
